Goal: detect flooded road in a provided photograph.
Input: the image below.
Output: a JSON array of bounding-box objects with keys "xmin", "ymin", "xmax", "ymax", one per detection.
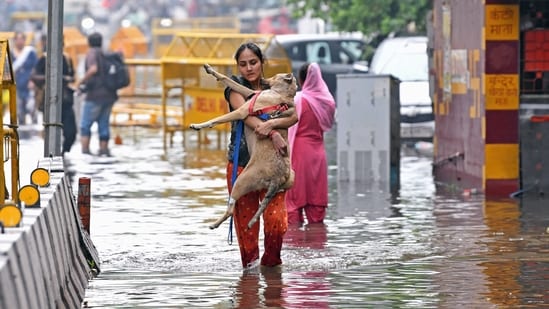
[{"xmin": 44, "ymin": 126, "xmax": 548, "ymax": 308}]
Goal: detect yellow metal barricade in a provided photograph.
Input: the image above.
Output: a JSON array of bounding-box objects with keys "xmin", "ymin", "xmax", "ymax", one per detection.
[
  {"xmin": 109, "ymin": 26, "xmax": 149, "ymax": 58},
  {"xmin": 109, "ymin": 27, "xmax": 150, "ymax": 98},
  {"xmin": 160, "ymin": 32, "xmax": 292, "ymax": 151},
  {"xmin": 0, "ymin": 32, "xmax": 14, "ymax": 40},
  {"xmin": 111, "ymin": 58, "xmax": 177, "ymax": 128},
  {"xmin": 9, "ymin": 11, "xmax": 46, "ymax": 27},
  {"xmin": 0, "ymin": 39, "xmax": 23, "ymax": 226},
  {"xmin": 151, "ymin": 17, "xmax": 240, "ymax": 58},
  {"xmin": 120, "ymin": 58, "xmax": 162, "ymax": 96},
  {"xmin": 63, "ymin": 27, "xmax": 88, "ymax": 69}
]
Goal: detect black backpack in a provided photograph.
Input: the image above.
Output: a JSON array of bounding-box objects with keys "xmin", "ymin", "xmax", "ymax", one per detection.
[{"xmin": 99, "ymin": 52, "xmax": 130, "ymax": 91}]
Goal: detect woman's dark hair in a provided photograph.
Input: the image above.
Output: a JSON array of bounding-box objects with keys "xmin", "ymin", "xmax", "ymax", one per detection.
[
  {"xmin": 234, "ymin": 42, "xmax": 265, "ymax": 63},
  {"xmin": 87, "ymin": 32, "xmax": 102, "ymax": 48},
  {"xmin": 298, "ymin": 62, "xmax": 310, "ymax": 86}
]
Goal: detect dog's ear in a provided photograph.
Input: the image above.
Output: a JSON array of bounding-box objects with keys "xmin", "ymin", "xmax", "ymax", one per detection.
[{"xmin": 284, "ymin": 73, "xmax": 294, "ymax": 84}]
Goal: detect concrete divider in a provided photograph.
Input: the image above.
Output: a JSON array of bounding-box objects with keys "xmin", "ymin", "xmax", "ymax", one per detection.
[{"xmin": 0, "ymin": 158, "xmax": 100, "ymax": 309}]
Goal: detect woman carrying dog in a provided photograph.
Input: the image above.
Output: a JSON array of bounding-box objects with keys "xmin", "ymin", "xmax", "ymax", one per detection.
[
  {"xmin": 285, "ymin": 62, "xmax": 336, "ymax": 225},
  {"xmin": 224, "ymin": 42, "xmax": 297, "ymax": 270}
]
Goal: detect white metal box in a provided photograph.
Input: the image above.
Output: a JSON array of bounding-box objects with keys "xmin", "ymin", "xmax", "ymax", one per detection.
[{"xmin": 336, "ymin": 74, "xmax": 400, "ymax": 192}]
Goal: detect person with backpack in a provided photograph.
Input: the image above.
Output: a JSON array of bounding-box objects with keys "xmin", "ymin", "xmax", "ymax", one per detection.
[
  {"xmin": 11, "ymin": 31, "xmax": 38, "ymax": 125},
  {"xmin": 75, "ymin": 32, "xmax": 124, "ymax": 157},
  {"xmin": 31, "ymin": 34, "xmax": 77, "ymax": 154}
]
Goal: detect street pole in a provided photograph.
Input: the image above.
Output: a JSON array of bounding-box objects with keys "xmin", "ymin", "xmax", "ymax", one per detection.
[{"xmin": 44, "ymin": 0, "xmax": 64, "ymax": 157}]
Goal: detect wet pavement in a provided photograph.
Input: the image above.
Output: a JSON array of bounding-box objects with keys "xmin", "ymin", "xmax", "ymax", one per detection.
[{"xmin": 17, "ymin": 126, "xmax": 549, "ymax": 308}]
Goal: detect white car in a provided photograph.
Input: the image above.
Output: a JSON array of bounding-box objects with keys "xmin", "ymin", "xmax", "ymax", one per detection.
[{"xmin": 369, "ymin": 36, "xmax": 434, "ymax": 143}]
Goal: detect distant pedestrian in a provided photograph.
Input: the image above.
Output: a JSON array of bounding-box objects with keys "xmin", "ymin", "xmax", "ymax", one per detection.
[
  {"xmin": 11, "ymin": 31, "xmax": 38, "ymax": 124},
  {"xmin": 75, "ymin": 32, "xmax": 118, "ymax": 156},
  {"xmin": 285, "ymin": 62, "xmax": 336, "ymax": 225},
  {"xmin": 31, "ymin": 34, "xmax": 77, "ymax": 154}
]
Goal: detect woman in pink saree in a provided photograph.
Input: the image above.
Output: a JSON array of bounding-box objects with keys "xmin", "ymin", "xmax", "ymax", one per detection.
[{"xmin": 286, "ymin": 62, "xmax": 336, "ymax": 225}]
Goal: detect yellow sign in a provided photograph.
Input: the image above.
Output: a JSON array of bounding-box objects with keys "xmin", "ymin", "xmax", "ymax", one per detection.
[
  {"xmin": 485, "ymin": 74, "xmax": 519, "ymax": 110},
  {"xmin": 184, "ymin": 87, "xmax": 229, "ymax": 130},
  {"xmin": 485, "ymin": 144, "xmax": 519, "ymax": 179},
  {"xmin": 485, "ymin": 5, "xmax": 519, "ymax": 40}
]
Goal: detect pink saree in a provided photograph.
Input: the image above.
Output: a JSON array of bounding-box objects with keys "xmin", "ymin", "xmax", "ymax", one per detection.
[{"xmin": 286, "ymin": 63, "xmax": 336, "ymax": 218}]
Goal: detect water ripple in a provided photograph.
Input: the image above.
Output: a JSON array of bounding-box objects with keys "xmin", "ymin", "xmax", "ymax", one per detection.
[{"xmin": 69, "ymin": 128, "xmax": 549, "ymax": 308}]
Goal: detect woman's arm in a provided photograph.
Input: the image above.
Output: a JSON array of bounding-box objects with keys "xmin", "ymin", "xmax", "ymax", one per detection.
[
  {"xmin": 228, "ymin": 90, "xmax": 296, "ymax": 156},
  {"xmin": 253, "ymin": 110, "xmax": 298, "ymax": 137},
  {"xmin": 228, "ymin": 90, "xmax": 267, "ymax": 131},
  {"xmin": 256, "ymin": 110, "xmax": 297, "ymax": 157}
]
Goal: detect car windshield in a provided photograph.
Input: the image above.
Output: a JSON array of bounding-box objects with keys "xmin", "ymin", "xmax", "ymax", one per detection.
[
  {"xmin": 377, "ymin": 52, "xmax": 428, "ymax": 81},
  {"xmin": 340, "ymin": 41, "xmax": 364, "ymax": 61}
]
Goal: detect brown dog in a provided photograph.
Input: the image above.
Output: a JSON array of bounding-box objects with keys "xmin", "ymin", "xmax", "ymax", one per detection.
[{"xmin": 190, "ymin": 64, "xmax": 296, "ymax": 229}]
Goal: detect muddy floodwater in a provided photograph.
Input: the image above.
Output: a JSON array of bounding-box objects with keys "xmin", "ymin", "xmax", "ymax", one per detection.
[{"xmin": 28, "ymin": 126, "xmax": 545, "ymax": 308}]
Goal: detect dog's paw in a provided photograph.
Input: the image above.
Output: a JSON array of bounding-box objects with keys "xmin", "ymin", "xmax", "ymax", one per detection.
[
  {"xmin": 189, "ymin": 124, "xmax": 201, "ymax": 131},
  {"xmin": 203, "ymin": 64, "xmax": 213, "ymax": 75},
  {"xmin": 269, "ymin": 110, "xmax": 282, "ymax": 119}
]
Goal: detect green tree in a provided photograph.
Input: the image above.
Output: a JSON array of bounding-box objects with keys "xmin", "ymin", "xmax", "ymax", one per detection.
[{"xmin": 286, "ymin": 0, "xmax": 432, "ymax": 58}]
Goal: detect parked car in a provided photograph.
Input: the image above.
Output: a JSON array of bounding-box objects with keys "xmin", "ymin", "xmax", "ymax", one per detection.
[
  {"xmin": 369, "ymin": 36, "xmax": 434, "ymax": 143},
  {"xmin": 267, "ymin": 34, "xmax": 369, "ymax": 99}
]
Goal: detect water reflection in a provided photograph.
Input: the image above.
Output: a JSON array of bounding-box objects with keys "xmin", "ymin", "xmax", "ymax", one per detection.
[
  {"xmin": 482, "ymin": 199, "xmax": 549, "ymax": 308},
  {"xmin": 285, "ymin": 223, "xmax": 328, "ymax": 249},
  {"xmin": 65, "ymin": 128, "xmax": 549, "ymax": 308},
  {"xmin": 233, "ymin": 268, "xmax": 286, "ymax": 309},
  {"xmin": 336, "ymin": 181, "xmax": 397, "ymax": 220},
  {"xmin": 284, "ymin": 271, "xmax": 331, "ymax": 309},
  {"xmin": 483, "ymin": 200, "xmax": 521, "ymax": 308}
]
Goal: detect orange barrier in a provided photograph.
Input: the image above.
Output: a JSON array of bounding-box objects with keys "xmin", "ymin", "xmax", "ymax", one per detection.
[{"xmin": 109, "ymin": 26, "xmax": 149, "ymax": 58}]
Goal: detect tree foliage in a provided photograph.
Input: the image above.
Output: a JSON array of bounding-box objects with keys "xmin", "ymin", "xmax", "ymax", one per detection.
[{"xmin": 286, "ymin": 0, "xmax": 432, "ymax": 38}]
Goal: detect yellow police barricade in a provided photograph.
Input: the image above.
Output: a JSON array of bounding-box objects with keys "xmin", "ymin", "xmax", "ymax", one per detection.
[
  {"xmin": 9, "ymin": 11, "xmax": 46, "ymax": 29},
  {"xmin": 0, "ymin": 32, "xmax": 14, "ymax": 41},
  {"xmin": 151, "ymin": 17, "xmax": 240, "ymax": 58},
  {"xmin": 0, "ymin": 39, "xmax": 24, "ymax": 227},
  {"xmin": 109, "ymin": 26, "xmax": 150, "ymax": 99},
  {"xmin": 63, "ymin": 27, "xmax": 88, "ymax": 69},
  {"xmin": 110, "ymin": 26, "xmax": 149, "ymax": 59},
  {"xmin": 110, "ymin": 57, "xmax": 180, "ymax": 129},
  {"xmin": 160, "ymin": 32, "xmax": 291, "ymax": 152}
]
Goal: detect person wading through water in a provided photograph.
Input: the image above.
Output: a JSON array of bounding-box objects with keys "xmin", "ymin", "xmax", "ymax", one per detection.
[{"xmin": 223, "ymin": 42, "xmax": 297, "ymax": 270}]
